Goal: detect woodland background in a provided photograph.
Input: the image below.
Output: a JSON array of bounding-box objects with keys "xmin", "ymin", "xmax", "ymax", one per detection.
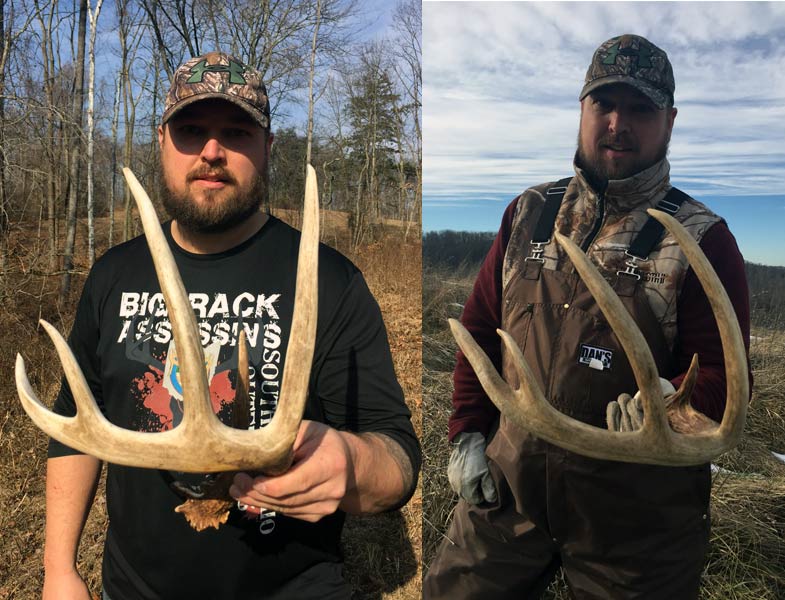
[{"xmin": 0, "ymin": 0, "xmax": 421, "ymax": 297}]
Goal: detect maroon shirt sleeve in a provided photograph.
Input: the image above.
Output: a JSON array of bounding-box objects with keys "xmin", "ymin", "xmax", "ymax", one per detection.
[
  {"xmin": 670, "ymin": 222, "xmax": 753, "ymax": 422},
  {"xmin": 448, "ymin": 206, "xmax": 752, "ymax": 441},
  {"xmin": 448, "ymin": 198, "xmax": 519, "ymax": 441}
]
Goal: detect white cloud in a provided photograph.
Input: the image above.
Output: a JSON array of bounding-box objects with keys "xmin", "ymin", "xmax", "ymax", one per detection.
[{"xmin": 424, "ymin": 1, "xmax": 785, "ymax": 207}]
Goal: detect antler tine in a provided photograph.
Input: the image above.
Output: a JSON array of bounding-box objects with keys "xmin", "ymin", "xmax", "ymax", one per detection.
[
  {"xmin": 449, "ymin": 319, "xmax": 516, "ymax": 407},
  {"xmin": 122, "ymin": 168, "xmax": 215, "ymax": 432},
  {"xmin": 450, "ymin": 317, "xmax": 651, "ymax": 462},
  {"xmin": 260, "ymin": 164, "xmax": 320, "ymax": 475},
  {"xmin": 648, "ymin": 209, "xmax": 748, "ymax": 443},
  {"xmin": 16, "ymin": 319, "xmax": 187, "ymax": 467},
  {"xmin": 554, "ymin": 232, "xmax": 671, "ymax": 440},
  {"xmin": 15, "ymin": 321, "xmax": 112, "ymax": 446}
]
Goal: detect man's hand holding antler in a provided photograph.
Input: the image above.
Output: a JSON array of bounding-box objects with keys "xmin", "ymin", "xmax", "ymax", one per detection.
[
  {"xmin": 606, "ymin": 378, "xmax": 676, "ymax": 432},
  {"xmin": 230, "ymin": 420, "xmax": 413, "ymax": 522}
]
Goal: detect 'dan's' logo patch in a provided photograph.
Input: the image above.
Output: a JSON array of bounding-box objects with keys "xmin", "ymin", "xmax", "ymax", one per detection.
[{"xmin": 578, "ymin": 344, "xmax": 613, "ymax": 371}]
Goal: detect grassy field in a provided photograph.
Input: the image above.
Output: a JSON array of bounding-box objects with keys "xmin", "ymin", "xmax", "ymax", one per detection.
[
  {"xmin": 422, "ymin": 264, "xmax": 785, "ymax": 599},
  {"xmin": 0, "ymin": 213, "xmax": 422, "ymax": 600}
]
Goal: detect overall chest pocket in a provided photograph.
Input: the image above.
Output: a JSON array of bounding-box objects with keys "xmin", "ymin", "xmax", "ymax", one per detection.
[{"xmin": 501, "ymin": 267, "xmax": 655, "ymax": 428}]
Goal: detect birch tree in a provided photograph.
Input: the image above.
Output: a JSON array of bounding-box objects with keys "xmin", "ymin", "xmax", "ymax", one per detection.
[
  {"xmin": 86, "ymin": 0, "xmax": 103, "ymax": 266},
  {"xmin": 391, "ymin": 0, "xmax": 421, "ymax": 237}
]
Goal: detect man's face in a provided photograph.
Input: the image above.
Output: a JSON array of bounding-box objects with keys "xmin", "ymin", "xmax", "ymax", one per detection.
[
  {"xmin": 158, "ymin": 99, "xmax": 273, "ymax": 234},
  {"xmin": 577, "ymin": 83, "xmax": 677, "ymax": 185}
]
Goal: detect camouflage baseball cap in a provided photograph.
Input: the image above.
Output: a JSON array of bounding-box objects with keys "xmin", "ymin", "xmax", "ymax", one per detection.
[
  {"xmin": 579, "ymin": 34, "xmax": 675, "ymax": 109},
  {"xmin": 162, "ymin": 51, "xmax": 270, "ymax": 128}
]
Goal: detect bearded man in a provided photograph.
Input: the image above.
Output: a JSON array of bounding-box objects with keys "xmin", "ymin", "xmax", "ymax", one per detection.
[
  {"xmin": 424, "ymin": 34, "xmax": 751, "ymax": 599},
  {"xmin": 43, "ymin": 52, "xmax": 420, "ymax": 600}
]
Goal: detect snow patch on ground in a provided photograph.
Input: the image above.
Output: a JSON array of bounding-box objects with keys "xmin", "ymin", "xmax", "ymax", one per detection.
[
  {"xmin": 711, "ymin": 464, "xmax": 734, "ymax": 475},
  {"xmin": 711, "ymin": 453, "xmax": 785, "ymax": 478}
]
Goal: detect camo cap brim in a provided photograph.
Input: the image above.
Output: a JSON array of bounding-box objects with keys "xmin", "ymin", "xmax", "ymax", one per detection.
[
  {"xmin": 580, "ymin": 75, "xmax": 671, "ymax": 110},
  {"xmin": 162, "ymin": 52, "xmax": 270, "ymax": 129},
  {"xmin": 579, "ymin": 34, "xmax": 674, "ymax": 109}
]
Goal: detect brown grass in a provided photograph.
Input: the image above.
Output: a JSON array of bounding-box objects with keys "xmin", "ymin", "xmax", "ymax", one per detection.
[
  {"xmin": 343, "ymin": 238, "xmax": 422, "ymax": 600},
  {"xmin": 0, "ymin": 214, "xmax": 421, "ymax": 600},
  {"xmin": 421, "ymin": 264, "xmax": 785, "ymax": 599}
]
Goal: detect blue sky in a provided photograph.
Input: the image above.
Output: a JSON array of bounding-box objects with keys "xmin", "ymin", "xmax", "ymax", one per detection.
[{"xmin": 423, "ymin": 1, "xmax": 785, "ymax": 267}]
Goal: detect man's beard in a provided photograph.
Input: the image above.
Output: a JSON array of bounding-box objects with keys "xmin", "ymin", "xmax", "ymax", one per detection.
[
  {"xmin": 576, "ymin": 131, "xmax": 669, "ymax": 188},
  {"xmin": 159, "ymin": 164, "xmax": 267, "ymax": 234}
]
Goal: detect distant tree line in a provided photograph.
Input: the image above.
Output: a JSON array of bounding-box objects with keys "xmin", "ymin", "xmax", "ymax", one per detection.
[
  {"xmin": 746, "ymin": 262, "xmax": 785, "ymax": 328},
  {"xmin": 425, "ymin": 230, "xmax": 785, "ymax": 328},
  {"xmin": 422, "ymin": 230, "xmax": 495, "ymax": 269}
]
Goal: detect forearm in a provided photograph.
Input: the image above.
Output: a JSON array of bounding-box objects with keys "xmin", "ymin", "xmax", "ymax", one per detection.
[
  {"xmin": 43, "ymin": 454, "xmax": 102, "ymax": 576},
  {"xmin": 338, "ymin": 431, "xmax": 414, "ymax": 515}
]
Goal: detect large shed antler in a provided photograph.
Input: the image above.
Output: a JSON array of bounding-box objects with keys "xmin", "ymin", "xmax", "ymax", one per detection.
[
  {"xmin": 15, "ymin": 166, "xmax": 320, "ymax": 475},
  {"xmin": 451, "ymin": 209, "xmax": 747, "ymax": 466}
]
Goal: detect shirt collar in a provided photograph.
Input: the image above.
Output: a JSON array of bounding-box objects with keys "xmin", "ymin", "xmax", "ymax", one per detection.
[{"xmin": 572, "ymin": 156, "xmax": 672, "ymax": 209}]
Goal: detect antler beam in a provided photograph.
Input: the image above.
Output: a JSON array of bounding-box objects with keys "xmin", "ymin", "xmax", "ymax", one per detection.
[
  {"xmin": 15, "ymin": 166, "xmax": 320, "ymax": 474},
  {"xmin": 451, "ymin": 208, "xmax": 747, "ymax": 466}
]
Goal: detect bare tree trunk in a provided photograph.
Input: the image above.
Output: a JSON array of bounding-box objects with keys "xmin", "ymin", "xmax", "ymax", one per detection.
[
  {"xmin": 352, "ymin": 158, "xmax": 369, "ymax": 250},
  {"xmin": 139, "ymin": 0, "xmax": 174, "ymax": 79},
  {"xmin": 122, "ymin": 105, "xmax": 135, "ymax": 241},
  {"xmin": 60, "ymin": 0, "xmax": 88, "ymax": 296},
  {"xmin": 392, "ymin": 0, "xmax": 421, "ymax": 241},
  {"xmin": 118, "ymin": 0, "xmax": 138, "ymax": 241},
  {"xmin": 305, "ymin": 0, "xmax": 321, "ymax": 168},
  {"xmin": 391, "ymin": 101, "xmax": 407, "ymax": 222},
  {"xmin": 86, "ymin": 0, "xmax": 103, "ymax": 266},
  {"xmin": 0, "ymin": 0, "xmax": 7, "ymax": 296},
  {"xmin": 34, "ymin": 0, "xmax": 60, "ymax": 271},
  {"xmin": 147, "ymin": 50, "xmax": 160, "ymax": 201},
  {"xmin": 109, "ymin": 77, "xmax": 120, "ymax": 249},
  {"xmin": 370, "ymin": 94, "xmax": 378, "ymax": 226}
]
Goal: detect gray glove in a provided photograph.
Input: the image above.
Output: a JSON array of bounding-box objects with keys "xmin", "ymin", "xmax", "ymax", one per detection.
[
  {"xmin": 606, "ymin": 378, "xmax": 676, "ymax": 432},
  {"xmin": 447, "ymin": 432, "xmax": 498, "ymax": 504}
]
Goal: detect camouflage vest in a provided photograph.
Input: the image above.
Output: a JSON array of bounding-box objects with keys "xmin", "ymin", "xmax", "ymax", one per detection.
[{"xmin": 502, "ymin": 158, "xmax": 722, "ymax": 351}]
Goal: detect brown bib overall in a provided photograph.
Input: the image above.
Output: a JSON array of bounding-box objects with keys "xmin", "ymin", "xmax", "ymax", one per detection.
[{"xmin": 426, "ymin": 168, "xmax": 715, "ymax": 599}]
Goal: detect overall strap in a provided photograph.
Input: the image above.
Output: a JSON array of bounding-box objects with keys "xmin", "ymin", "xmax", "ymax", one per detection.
[
  {"xmin": 615, "ymin": 186, "xmax": 689, "ymax": 294},
  {"xmin": 532, "ymin": 177, "xmax": 573, "ymax": 244},
  {"xmin": 627, "ymin": 186, "xmax": 690, "ymax": 261},
  {"xmin": 522, "ymin": 177, "xmax": 572, "ymax": 279}
]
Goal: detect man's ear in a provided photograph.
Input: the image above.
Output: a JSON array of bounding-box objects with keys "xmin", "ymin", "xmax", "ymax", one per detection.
[
  {"xmin": 666, "ymin": 106, "xmax": 677, "ymax": 137},
  {"xmin": 158, "ymin": 124, "xmax": 165, "ymax": 149}
]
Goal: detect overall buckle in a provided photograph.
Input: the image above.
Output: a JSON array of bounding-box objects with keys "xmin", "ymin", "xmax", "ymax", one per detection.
[
  {"xmin": 525, "ymin": 239, "xmax": 549, "ymax": 263},
  {"xmin": 616, "ymin": 250, "xmax": 644, "ymax": 280}
]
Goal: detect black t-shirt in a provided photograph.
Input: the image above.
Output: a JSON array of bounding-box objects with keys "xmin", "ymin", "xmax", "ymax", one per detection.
[{"xmin": 49, "ymin": 216, "xmax": 419, "ymax": 599}]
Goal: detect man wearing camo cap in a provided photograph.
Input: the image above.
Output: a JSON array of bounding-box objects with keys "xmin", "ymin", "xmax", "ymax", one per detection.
[
  {"xmin": 425, "ymin": 34, "xmax": 750, "ymax": 598},
  {"xmin": 42, "ymin": 51, "xmax": 420, "ymax": 600}
]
